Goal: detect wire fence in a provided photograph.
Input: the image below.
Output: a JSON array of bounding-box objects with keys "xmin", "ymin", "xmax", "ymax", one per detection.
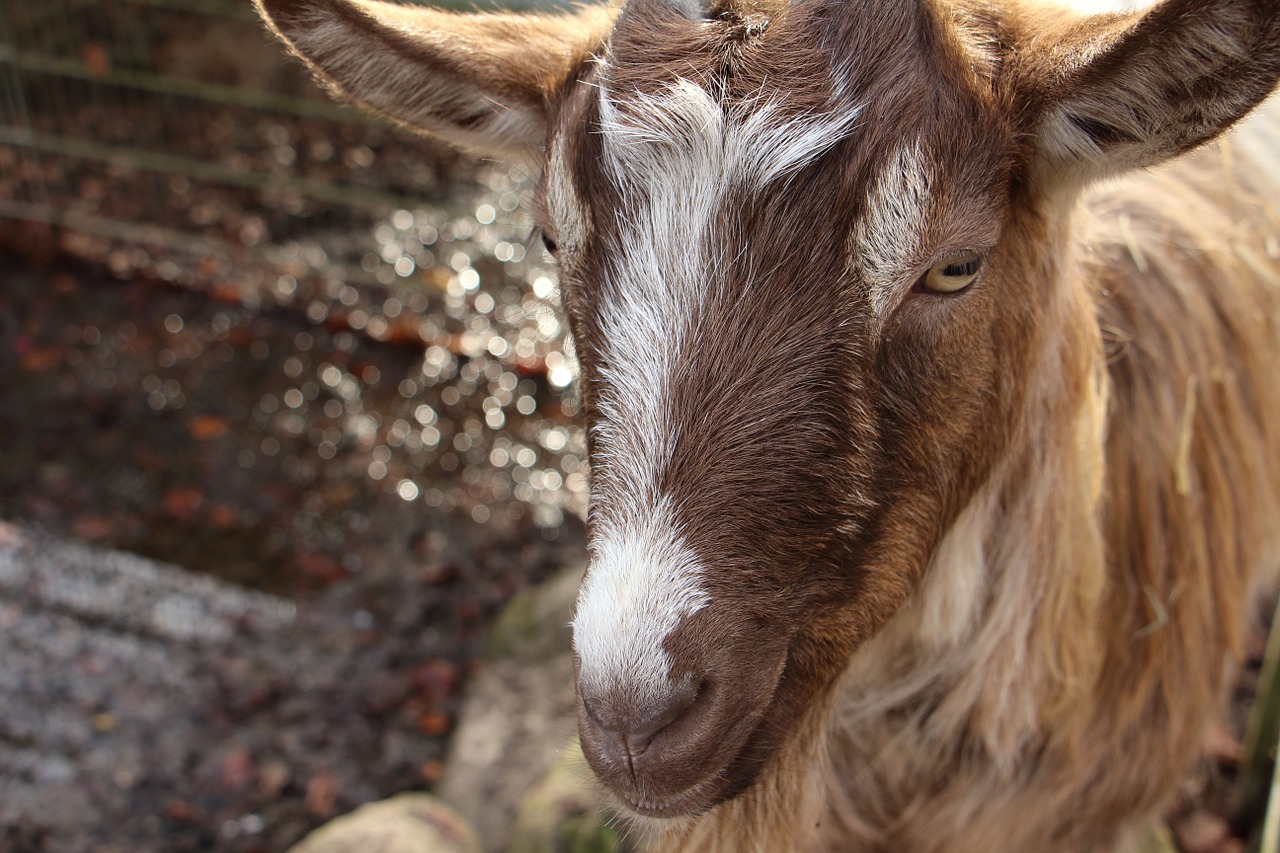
[
  {"xmin": 0, "ymin": 0, "xmax": 592, "ymax": 534},
  {"xmin": 0, "ymin": 0, "xmax": 531, "ymax": 286}
]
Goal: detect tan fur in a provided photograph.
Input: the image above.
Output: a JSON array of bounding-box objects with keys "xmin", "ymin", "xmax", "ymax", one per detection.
[
  {"xmin": 641, "ymin": 112, "xmax": 1280, "ymax": 853},
  {"xmin": 254, "ymin": 0, "xmax": 617, "ymax": 160}
]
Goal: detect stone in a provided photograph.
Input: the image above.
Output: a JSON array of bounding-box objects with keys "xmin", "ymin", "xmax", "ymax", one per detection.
[
  {"xmin": 509, "ymin": 740, "xmax": 623, "ymax": 853},
  {"xmin": 287, "ymin": 793, "xmax": 482, "ymax": 853},
  {"xmin": 438, "ymin": 563, "xmax": 586, "ymax": 852}
]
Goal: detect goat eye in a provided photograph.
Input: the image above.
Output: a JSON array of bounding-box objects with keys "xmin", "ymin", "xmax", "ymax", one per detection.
[
  {"xmin": 540, "ymin": 231, "xmax": 560, "ymax": 256},
  {"xmin": 921, "ymin": 253, "xmax": 982, "ymax": 293}
]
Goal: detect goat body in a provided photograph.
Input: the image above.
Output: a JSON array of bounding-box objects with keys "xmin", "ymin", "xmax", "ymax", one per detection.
[
  {"xmin": 683, "ymin": 127, "xmax": 1280, "ymax": 851},
  {"xmin": 256, "ymin": 0, "xmax": 1280, "ymax": 848}
]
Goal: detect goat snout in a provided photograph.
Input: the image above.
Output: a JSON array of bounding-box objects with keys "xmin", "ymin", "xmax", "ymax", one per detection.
[{"xmin": 579, "ymin": 677, "xmax": 702, "ymax": 777}]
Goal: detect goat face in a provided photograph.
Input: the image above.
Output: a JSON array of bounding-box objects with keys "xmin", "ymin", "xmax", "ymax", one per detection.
[
  {"xmin": 559, "ymin": 0, "xmax": 1023, "ymax": 816},
  {"xmin": 258, "ymin": 0, "xmax": 1280, "ymax": 825}
]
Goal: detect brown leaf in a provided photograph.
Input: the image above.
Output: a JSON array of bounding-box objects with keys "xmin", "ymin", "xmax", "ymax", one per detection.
[
  {"xmin": 416, "ymin": 710, "xmax": 452, "ymax": 736},
  {"xmin": 209, "ymin": 283, "xmax": 241, "ymax": 305},
  {"xmin": 305, "ymin": 771, "xmax": 341, "ymax": 819},
  {"xmin": 297, "ymin": 552, "xmax": 346, "ymax": 583},
  {"xmin": 208, "ymin": 504, "xmax": 240, "ymax": 530},
  {"xmin": 188, "ymin": 416, "xmax": 229, "ymax": 441},
  {"xmin": 514, "ymin": 356, "xmax": 548, "ymax": 377},
  {"xmin": 219, "ymin": 747, "xmax": 255, "ymax": 790},
  {"xmin": 163, "ymin": 486, "xmax": 205, "ymax": 523},
  {"xmin": 73, "ymin": 516, "xmax": 116, "ymax": 541},
  {"xmin": 410, "ymin": 659, "xmax": 458, "ymax": 703},
  {"xmin": 420, "ymin": 759, "xmax": 444, "ymax": 784},
  {"xmin": 165, "ymin": 800, "xmax": 198, "ymax": 822},
  {"xmin": 81, "ymin": 43, "xmax": 111, "ymax": 77},
  {"xmin": 20, "ymin": 348, "xmax": 62, "ymax": 371}
]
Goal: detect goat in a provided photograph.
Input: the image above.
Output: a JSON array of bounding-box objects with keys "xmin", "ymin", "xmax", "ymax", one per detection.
[{"xmin": 256, "ymin": 0, "xmax": 1280, "ymax": 849}]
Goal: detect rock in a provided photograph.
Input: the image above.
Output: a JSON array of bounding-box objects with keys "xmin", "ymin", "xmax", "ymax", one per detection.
[
  {"xmin": 438, "ymin": 564, "xmax": 586, "ymax": 852},
  {"xmin": 0, "ymin": 525, "xmax": 296, "ymax": 850},
  {"xmin": 287, "ymin": 793, "xmax": 482, "ymax": 853},
  {"xmin": 509, "ymin": 741, "xmax": 623, "ymax": 853}
]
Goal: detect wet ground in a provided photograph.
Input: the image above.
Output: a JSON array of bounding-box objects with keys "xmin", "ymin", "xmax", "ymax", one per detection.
[
  {"xmin": 0, "ymin": 178, "xmax": 587, "ymax": 594},
  {"xmin": 2, "ymin": 0, "xmax": 593, "ymax": 593},
  {"xmin": 0, "ymin": 139, "xmax": 597, "ymax": 850},
  {"xmin": 0, "ymin": 8, "xmax": 606, "ymax": 840}
]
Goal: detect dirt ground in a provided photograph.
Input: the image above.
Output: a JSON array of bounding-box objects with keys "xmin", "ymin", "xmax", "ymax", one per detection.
[{"xmin": 0, "ymin": 239, "xmax": 587, "ymax": 852}]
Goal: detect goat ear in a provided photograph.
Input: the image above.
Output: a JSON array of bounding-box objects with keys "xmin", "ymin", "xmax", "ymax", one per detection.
[
  {"xmin": 1022, "ymin": 0, "xmax": 1280, "ymax": 185},
  {"xmin": 255, "ymin": 0, "xmax": 617, "ymax": 160}
]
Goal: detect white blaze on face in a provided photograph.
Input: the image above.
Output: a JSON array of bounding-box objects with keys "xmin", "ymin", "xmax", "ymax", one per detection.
[
  {"xmin": 575, "ymin": 498, "xmax": 709, "ymax": 700},
  {"xmin": 853, "ymin": 141, "xmax": 934, "ymax": 328},
  {"xmin": 570, "ymin": 74, "xmax": 861, "ymax": 701},
  {"xmin": 545, "ymin": 138, "xmax": 591, "ymax": 253}
]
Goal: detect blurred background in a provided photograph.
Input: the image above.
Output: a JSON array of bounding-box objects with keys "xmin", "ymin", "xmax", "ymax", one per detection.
[{"xmin": 0, "ymin": 0, "xmax": 595, "ymax": 850}]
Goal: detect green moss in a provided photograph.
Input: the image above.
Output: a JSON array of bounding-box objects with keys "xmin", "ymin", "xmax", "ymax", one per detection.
[
  {"xmin": 509, "ymin": 740, "xmax": 633, "ymax": 853},
  {"xmin": 487, "ymin": 587, "xmax": 540, "ymax": 661},
  {"xmin": 555, "ymin": 812, "xmax": 622, "ymax": 853}
]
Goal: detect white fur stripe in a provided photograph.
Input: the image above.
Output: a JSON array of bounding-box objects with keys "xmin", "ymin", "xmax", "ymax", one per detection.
[
  {"xmin": 599, "ymin": 79, "xmax": 862, "ymax": 191},
  {"xmin": 571, "ymin": 78, "xmax": 860, "ymax": 699},
  {"xmin": 854, "ymin": 141, "xmax": 933, "ymax": 325},
  {"xmin": 573, "ymin": 498, "xmax": 709, "ymax": 699}
]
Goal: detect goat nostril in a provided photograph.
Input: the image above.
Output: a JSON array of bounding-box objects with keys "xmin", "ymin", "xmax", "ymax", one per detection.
[
  {"xmin": 630, "ymin": 683, "xmax": 699, "ymax": 742},
  {"xmin": 582, "ymin": 679, "xmax": 703, "ymax": 776}
]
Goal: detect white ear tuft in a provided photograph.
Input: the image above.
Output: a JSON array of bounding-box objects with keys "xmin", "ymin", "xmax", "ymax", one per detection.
[{"xmin": 1025, "ymin": 0, "xmax": 1280, "ymax": 187}]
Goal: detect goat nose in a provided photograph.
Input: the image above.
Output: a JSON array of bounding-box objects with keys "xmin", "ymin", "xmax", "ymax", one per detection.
[{"xmin": 581, "ymin": 680, "xmax": 701, "ymax": 775}]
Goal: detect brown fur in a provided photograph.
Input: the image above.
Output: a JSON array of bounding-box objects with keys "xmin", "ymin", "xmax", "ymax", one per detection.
[{"xmin": 255, "ymin": 0, "xmax": 1280, "ymax": 849}]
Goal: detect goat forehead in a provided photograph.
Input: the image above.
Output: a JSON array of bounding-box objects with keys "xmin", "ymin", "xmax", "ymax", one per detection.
[
  {"xmin": 596, "ymin": 75, "xmax": 861, "ymax": 192},
  {"xmin": 570, "ymin": 76, "xmax": 878, "ymax": 693},
  {"xmin": 567, "ymin": 32, "xmax": 1012, "ymax": 685}
]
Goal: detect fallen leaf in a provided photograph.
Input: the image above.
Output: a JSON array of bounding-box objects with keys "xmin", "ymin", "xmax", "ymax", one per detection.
[
  {"xmin": 165, "ymin": 800, "xmax": 198, "ymax": 822},
  {"xmin": 296, "ymin": 552, "xmax": 346, "ymax": 583},
  {"xmin": 189, "ymin": 416, "xmax": 229, "ymax": 441},
  {"xmin": 210, "ymin": 283, "xmax": 241, "ymax": 305},
  {"xmin": 410, "ymin": 659, "xmax": 458, "ymax": 703},
  {"xmin": 209, "ymin": 504, "xmax": 240, "ymax": 530},
  {"xmin": 20, "ymin": 348, "xmax": 62, "ymax": 371},
  {"xmin": 305, "ymin": 771, "xmax": 341, "ymax": 818},
  {"xmin": 417, "ymin": 710, "xmax": 452, "ymax": 736},
  {"xmin": 164, "ymin": 486, "xmax": 205, "ymax": 523},
  {"xmin": 81, "ymin": 43, "xmax": 111, "ymax": 77},
  {"xmin": 73, "ymin": 516, "xmax": 116, "ymax": 541},
  {"xmin": 420, "ymin": 759, "xmax": 444, "ymax": 784}
]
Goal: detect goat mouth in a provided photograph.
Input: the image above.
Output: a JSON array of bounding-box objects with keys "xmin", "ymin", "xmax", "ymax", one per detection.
[{"xmin": 615, "ymin": 773, "xmax": 727, "ymax": 818}]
